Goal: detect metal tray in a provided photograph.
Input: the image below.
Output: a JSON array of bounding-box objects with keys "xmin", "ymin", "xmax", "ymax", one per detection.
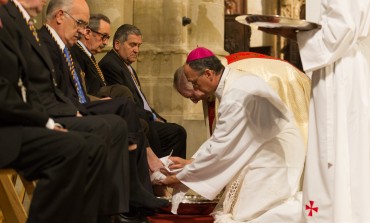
[{"xmin": 236, "ymin": 14, "xmax": 321, "ymax": 31}]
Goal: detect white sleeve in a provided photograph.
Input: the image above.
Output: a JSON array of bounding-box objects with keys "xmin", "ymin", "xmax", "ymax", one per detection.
[
  {"xmin": 177, "ymin": 90, "xmax": 287, "ymax": 200},
  {"xmin": 297, "ymin": 0, "xmax": 370, "ymax": 72}
]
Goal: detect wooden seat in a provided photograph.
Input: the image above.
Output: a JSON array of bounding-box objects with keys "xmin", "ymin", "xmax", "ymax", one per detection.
[{"xmin": 0, "ymin": 169, "xmax": 35, "ymax": 223}]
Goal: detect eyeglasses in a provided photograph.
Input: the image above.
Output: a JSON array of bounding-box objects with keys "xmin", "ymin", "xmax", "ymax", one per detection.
[
  {"xmin": 189, "ymin": 72, "xmax": 205, "ymax": 88},
  {"xmin": 89, "ymin": 28, "xmax": 110, "ymax": 41},
  {"xmin": 63, "ymin": 11, "xmax": 88, "ymax": 29}
]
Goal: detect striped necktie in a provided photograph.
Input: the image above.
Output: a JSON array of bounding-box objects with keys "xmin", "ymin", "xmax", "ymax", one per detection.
[
  {"xmin": 63, "ymin": 47, "xmax": 87, "ymax": 104},
  {"xmin": 12, "ymin": 1, "xmax": 40, "ymax": 44},
  {"xmin": 126, "ymin": 64, "xmax": 152, "ymax": 112},
  {"xmin": 91, "ymin": 55, "xmax": 107, "ymax": 86}
]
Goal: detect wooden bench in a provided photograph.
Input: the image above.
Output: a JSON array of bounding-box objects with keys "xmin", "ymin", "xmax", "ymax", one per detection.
[{"xmin": 0, "ymin": 169, "xmax": 35, "ymax": 223}]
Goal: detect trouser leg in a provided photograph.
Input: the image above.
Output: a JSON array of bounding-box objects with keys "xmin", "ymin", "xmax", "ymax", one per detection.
[
  {"xmin": 128, "ymin": 149, "xmax": 169, "ymax": 210},
  {"xmin": 56, "ymin": 115, "xmax": 131, "ymax": 214},
  {"xmin": 151, "ymin": 122, "xmax": 187, "ymax": 158},
  {"xmin": 10, "ymin": 127, "xmax": 105, "ymax": 223}
]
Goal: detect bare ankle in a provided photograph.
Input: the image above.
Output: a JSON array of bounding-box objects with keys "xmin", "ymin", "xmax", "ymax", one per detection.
[{"xmin": 128, "ymin": 144, "xmax": 137, "ymax": 151}]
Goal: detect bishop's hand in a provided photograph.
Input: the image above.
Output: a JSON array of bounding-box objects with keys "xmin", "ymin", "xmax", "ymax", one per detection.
[{"xmin": 168, "ymin": 157, "xmax": 192, "ymax": 169}]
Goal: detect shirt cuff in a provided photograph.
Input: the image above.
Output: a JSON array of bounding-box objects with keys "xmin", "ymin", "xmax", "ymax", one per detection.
[{"xmin": 45, "ymin": 118, "xmax": 55, "ymax": 130}]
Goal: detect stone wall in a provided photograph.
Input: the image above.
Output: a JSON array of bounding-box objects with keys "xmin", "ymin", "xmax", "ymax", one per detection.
[
  {"xmin": 87, "ymin": 0, "xmax": 227, "ymax": 158},
  {"xmin": 37, "ymin": 0, "xmax": 304, "ymax": 158}
]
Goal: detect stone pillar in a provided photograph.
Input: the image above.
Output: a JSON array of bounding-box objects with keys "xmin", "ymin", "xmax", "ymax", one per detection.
[
  {"xmin": 134, "ymin": 0, "xmax": 226, "ymax": 157},
  {"xmin": 86, "ymin": 0, "xmax": 133, "ymax": 32}
]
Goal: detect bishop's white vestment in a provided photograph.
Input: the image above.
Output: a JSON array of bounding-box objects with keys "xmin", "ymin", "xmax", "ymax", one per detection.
[
  {"xmin": 176, "ymin": 67, "xmax": 306, "ymax": 222},
  {"xmin": 298, "ymin": 0, "xmax": 370, "ymax": 222}
]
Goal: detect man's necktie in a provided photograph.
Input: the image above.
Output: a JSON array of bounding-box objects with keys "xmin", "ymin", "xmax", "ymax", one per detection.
[
  {"xmin": 63, "ymin": 47, "xmax": 87, "ymax": 104},
  {"xmin": 91, "ymin": 55, "xmax": 107, "ymax": 86},
  {"xmin": 126, "ymin": 65, "xmax": 152, "ymax": 112},
  {"xmin": 27, "ymin": 19, "xmax": 40, "ymax": 44}
]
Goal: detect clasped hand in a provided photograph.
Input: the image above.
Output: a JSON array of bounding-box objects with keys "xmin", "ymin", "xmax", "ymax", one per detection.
[{"xmin": 159, "ymin": 157, "xmax": 192, "ymax": 186}]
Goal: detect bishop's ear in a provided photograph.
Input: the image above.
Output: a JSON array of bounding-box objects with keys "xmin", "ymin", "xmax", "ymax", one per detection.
[{"xmin": 204, "ymin": 69, "xmax": 215, "ymax": 79}]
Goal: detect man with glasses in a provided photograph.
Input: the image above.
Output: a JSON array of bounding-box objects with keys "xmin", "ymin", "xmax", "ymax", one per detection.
[
  {"xmin": 71, "ymin": 13, "xmax": 132, "ymax": 101},
  {"xmin": 63, "ymin": 10, "xmax": 88, "ymax": 29},
  {"xmin": 38, "ymin": 0, "xmax": 169, "ymax": 222},
  {"xmin": 0, "ymin": 0, "xmax": 107, "ymax": 222},
  {"xmin": 162, "ymin": 47, "xmax": 306, "ymax": 223}
]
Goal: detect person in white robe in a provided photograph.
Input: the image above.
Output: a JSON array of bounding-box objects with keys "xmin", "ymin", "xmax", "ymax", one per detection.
[
  {"xmin": 163, "ymin": 47, "xmax": 306, "ymax": 222},
  {"xmin": 174, "ymin": 52, "xmax": 311, "ymax": 144},
  {"xmin": 260, "ymin": 1, "xmax": 370, "ymax": 222}
]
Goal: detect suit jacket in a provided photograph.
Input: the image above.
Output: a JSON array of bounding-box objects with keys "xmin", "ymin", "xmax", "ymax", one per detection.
[
  {"xmin": 0, "ymin": 18, "xmax": 49, "ymax": 167},
  {"xmin": 0, "ymin": 2, "xmax": 78, "ymax": 118},
  {"xmin": 71, "ymin": 43, "xmax": 104, "ymax": 96},
  {"xmin": 38, "ymin": 26, "xmax": 89, "ymax": 114},
  {"xmin": 71, "ymin": 43, "xmax": 135, "ymax": 102},
  {"xmin": 99, "ymin": 50, "xmax": 165, "ymax": 122}
]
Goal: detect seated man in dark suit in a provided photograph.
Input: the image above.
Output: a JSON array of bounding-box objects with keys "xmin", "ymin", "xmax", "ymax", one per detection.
[
  {"xmin": 70, "ymin": 13, "xmax": 133, "ymax": 101},
  {"xmin": 99, "ymin": 24, "xmax": 187, "ymax": 159},
  {"xmin": 71, "ymin": 13, "xmax": 168, "ymax": 178},
  {"xmin": 37, "ymin": 0, "xmax": 168, "ymax": 220},
  {"xmin": 0, "ymin": 1, "xmax": 106, "ymax": 222},
  {"xmin": 0, "ymin": 0, "xmax": 167, "ymax": 222}
]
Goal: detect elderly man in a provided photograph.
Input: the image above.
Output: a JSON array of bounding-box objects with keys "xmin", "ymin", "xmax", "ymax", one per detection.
[
  {"xmin": 0, "ymin": 0, "xmax": 161, "ymax": 222},
  {"xmin": 70, "ymin": 13, "xmax": 172, "ymax": 188},
  {"xmin": 0, "ymin": 0, "xmax": 106, "ymax": 222},
  {"xmin": 36, "ymin": 0, "xmax": 168, "ymax": 222},
  {"xmin": 163, "ymin": 47, "xmax": 306, "ymax": 223},
  {"xmin": 71, "ymin": 13, "xmax": 132, "ymax": 101},
  {"xmin": 99, "ymin": 24, "xmax": 187, "ymax": 159}
]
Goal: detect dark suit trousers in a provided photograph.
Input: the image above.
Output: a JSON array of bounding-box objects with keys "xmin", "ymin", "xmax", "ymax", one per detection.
[
  {"xmin": 83, "ymin": 98, "xmax": 142, "ymax": 145},
  {"xmin": 84, "ymin": 98, "xmax": 153, "ymax": 192},
  {"xmin": 6, "ymin": 127, "xmax": 105, "ymax": 223},
  {"xmin": 82, "ymin": 100, "xmax": 153, "ymax": 193},
  {"xmin": 149, "ymin": 121, "xmax": 187, "ymax": 159},
  {"xmin": 55, "ymin": 115, "xmax": 130, "ymax": 215}
]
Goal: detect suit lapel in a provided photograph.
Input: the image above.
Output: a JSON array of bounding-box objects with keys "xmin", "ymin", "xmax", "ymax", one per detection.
[
  {"xmin": 6, "ymin": 3, "xmax": 55, "ymax": 73},
  {"xmin": 112, "ymin": 50, "xmax": 139, "ymax": 91},
  {"xmin": 76, "ymin": 43, "xmax": 105, "ymax": 87},
  {"xmin": 0, "ymin": 24, "xmax": 27, "ymax": 76},
  {"xmin": 109, "ymin": 51, "xmax": 147, "ymax": 107}
]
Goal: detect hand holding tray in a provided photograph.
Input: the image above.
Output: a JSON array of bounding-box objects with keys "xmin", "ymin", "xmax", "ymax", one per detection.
[{"xmin": 236, "ymin": 14, "xmax": 321, "ymax": 31}]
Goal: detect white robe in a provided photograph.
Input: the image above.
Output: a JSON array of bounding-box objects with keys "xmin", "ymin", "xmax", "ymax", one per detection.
[
  {"xmin": 176, "ymin": 68, "xmax": 306, "ymax": 222},
  {"xmin": 298, "ymin": 0, "xmax": 370, "ymax": 222},
  {"xmin": 227, "ymin": 58, "xmax": 311, "ymax": 146}
]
